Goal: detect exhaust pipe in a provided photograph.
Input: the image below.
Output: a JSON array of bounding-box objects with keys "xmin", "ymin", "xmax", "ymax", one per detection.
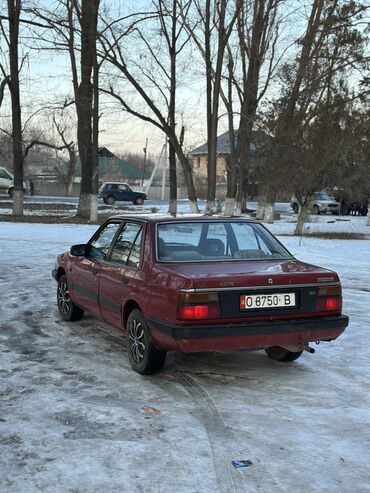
[{"xmin": 304, "ymin": 345, "xmax": 315, "ymax": 354}]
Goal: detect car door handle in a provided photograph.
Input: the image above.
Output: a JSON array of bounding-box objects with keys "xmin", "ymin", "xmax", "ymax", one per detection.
[{"xmin": 121, "ymin": 276, "xmax": 129, "ymax": 284}]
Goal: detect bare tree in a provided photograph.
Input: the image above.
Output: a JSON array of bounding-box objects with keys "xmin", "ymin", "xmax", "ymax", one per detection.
[
  {"xmin": 266, "ymin": 0, "xmax": 369, "ymax": 233},
  {"xmin": 4, "ymin": 0, "xmax": 24, "ymax": 214},
  {"xmin": 31, "ymin": 0, "xmax": 100, "ymax": 219},
  {"xmin": 182, "ymin": 0, "xmax": 240, "ymax": 213},
  {"xmin": 234, "ymin": 0, "xmax": 282, "ymax": 217},
  {"xmin": 75, "ymin": 0, "xmax": 99, "ymax": 218},
  {"xmin": 53, "ymin": 116, "xmax": 76, "ymax": 196},
  {"xmin": 99, "ymin": 2, "xmax": 199, "ymax": 213}
]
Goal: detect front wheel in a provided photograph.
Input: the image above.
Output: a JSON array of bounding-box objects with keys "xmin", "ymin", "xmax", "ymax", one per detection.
[
  {"xmin": 127, "ymin": 309, "xmax": 166, "ymax": 374},
  {"xmin": 57, "ymin": 275, "xmax": 84, "ymax": 321},
  {"xmin": 292, "ymin": 203, "xmax": 299, "ymax": 214},
  {"xmin": 8, "ymin": 187, "xmax": 14, "ymax": 198},
  {"xmin": 265, "ymin": 346, "xmax": 303, "ymax": 362}
]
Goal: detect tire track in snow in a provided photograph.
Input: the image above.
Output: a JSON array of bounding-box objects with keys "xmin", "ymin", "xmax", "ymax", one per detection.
[{"xmin": 173, "ymin": 370, "xmax": 247, "ymax": 493}]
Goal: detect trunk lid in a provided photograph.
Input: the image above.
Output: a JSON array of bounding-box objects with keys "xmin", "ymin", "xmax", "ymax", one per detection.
[
  {"xmin": 167, "ymin": 259, "xmax": 338, "ymax": 290},
  {"xmin": 168, "ymin": 259, "xmax": 339, "ymax": 319}
]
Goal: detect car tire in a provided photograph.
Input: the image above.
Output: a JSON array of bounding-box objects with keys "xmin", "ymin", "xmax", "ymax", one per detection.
[
  {"xmin": 265, "ymin": 346, "xmax": 303, "ymax": 362},
  {"xmin": 8, "ymin": 187, "xmax": 13, "ymax": 198},
  {"xmin": 312, "ymin": 205, "xmax": 320, "ymax": 215},
  {"xmin": 134, "ymin": 196, "xmax": 144, "ymax": 206},
  {"xmin": 127, "ymin": 309, "xmax": 166, "ymax": 374},
  {"xmin": 105, "ymin": 195, "xmax": 115, "ymax": 205},
  {"xmin": 292, "ymin": 203, "xmax": 299, "ymax": 214},
  {"xmin": 57, "ymin": 275, "xmax": 84, "ymax": 321}
]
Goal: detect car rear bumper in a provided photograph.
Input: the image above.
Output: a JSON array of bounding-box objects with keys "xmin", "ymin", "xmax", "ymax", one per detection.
[{"xmin": 148, "ymin": 314, "xmax": 349, "ymax": 352}]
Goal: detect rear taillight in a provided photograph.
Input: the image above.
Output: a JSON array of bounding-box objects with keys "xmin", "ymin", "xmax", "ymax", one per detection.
[
  {"xmin": 316, "ymin": 285, "xmax": 342, "ymax": 313},
  {"xmin": 177, "ymin": 291, "xmax": 221, "ymax": 320}
]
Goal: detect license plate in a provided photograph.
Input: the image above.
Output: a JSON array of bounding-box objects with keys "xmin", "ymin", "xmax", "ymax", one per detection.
[{"xmin": 240, "ymin": 292, "xmax": 296, "ymax": 310}]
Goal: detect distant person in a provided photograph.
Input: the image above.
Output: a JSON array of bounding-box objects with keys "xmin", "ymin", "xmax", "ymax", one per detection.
[{"xmin": 29, "ymin": 179, "xmax": 34, "ymax": 196}]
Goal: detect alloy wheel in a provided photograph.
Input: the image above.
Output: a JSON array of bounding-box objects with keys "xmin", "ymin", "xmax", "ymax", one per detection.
[
  {"xmin": 129, "ymin": 318, "xmax": 146, "ymax": 364},
  {"xmin": 58, "ymin": 279, "xmax": 71, "ymax": 315}
]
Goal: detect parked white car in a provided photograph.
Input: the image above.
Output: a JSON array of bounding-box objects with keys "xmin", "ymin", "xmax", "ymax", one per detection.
[
  {"xmin": 0, "ymin": 167, "xmax": 28, "ymax": 196},
  {"xmin": 290, "ymin": 192, "xmax": 340, "ymax": 215}
]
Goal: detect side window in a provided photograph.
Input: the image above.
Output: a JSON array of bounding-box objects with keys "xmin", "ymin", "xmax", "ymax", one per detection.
[
  {"xmin": 118, "ymin": 184, "xmax": 129, "ymax": 191},
  {"xmin": 90, "ymin": 222, "xmax": 121, "ymax": 259},
  {"xmin": 232, "ymin": 223, "xmax": 260, "ymax": 250},
  {"xmin": 0, "ymin": 169, "xmax": 10, "ymax": 179},
  {"xmin": 158, "ymin": 223, "xmax": 202, "ymax": 246},
  {"xmin": 110, "ymin": 222, "xmax": 143, "ymax": 268},
  {"xmin": 232, "ymin": 223, "xmax": 271, "ymax": 256}
]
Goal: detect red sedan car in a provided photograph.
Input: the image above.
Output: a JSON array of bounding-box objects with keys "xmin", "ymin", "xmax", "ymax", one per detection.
[{"xmin": 53, "ymin": 215, "xmax": 349, "ymax": 374}]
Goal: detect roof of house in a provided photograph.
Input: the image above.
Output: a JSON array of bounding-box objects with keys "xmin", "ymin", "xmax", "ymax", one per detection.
[
  {"xmin": 190, "ymin": 131, "xmax": 232, "ymax": 156},
  {"xmin": 190, "ymin": 130, "xmax": 268, "ymax": 156},
  {"xmin": 75, "ymin": 147, "xmax": 150, "ymax": 179}
]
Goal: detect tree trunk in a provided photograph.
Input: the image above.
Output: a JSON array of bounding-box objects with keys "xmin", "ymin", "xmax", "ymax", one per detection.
[
  {"xmin": 171, "ymin": 138, "xmax": 199, "ymax": 213},
  {"xmin": 90, "ymin": 46, "xmax": 99, "ymax": 222},
  {"xmin": 168, "ymin": 3, "xmax": 178, "ymax": 215},
  {"xmin": 65, "ymin": 148, "xmax": 76, "ymax": 196},
  {"xmin": 225, "ymin": 53, "xmax": 237, "ymax": 217},
  {"xmin": 263, "ymin": 203, "xmax": 275, "ymax": 223},
  {"xmin": 168, "ymin": 142, "xmax": 177, "ymax": 214},
  {"xmin": 8, "ymin": 0, "xmax": 24, "ymax": 216},
  {"xmin": 76, "ymin": 0, "xmax": 99, "ymax": 219},
  {"xmin": 256, "ymin": 198, "xmax": 266, "ymax": 220},
  {"xmin": 205, "ymin": 0, "xmax": 228, "ymax": 215},
  {"xmin": 294, "ymin": 202, "xmax": 310, "ymax": 235}
]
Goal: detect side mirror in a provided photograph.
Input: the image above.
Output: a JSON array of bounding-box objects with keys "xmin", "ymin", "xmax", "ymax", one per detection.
[
  {"xmin": 70, "ymin": 244, "xmax": 88, "ymax": 256},
  {"xmin": 70, "ymin": 244, "xmax": 105, "ymax": 260}
]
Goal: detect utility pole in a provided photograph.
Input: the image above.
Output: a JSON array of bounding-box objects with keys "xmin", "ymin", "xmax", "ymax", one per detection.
[{"xmin": 141, "ymin": 138, "xmax": 148, "ymax": 187}]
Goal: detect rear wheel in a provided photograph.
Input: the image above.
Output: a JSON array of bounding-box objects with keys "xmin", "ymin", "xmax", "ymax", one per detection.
[
  {"xmin": 265, "ymin": 346, "xmax": 303, "ymax": 362},
  {"xmin": 57, "ymin": 275, "xmax": 84, "ymax": 321},
  {"xmin": 127, "ymin": 309, "xmax": 166, "ymax": 374},
  {"xmin": 292, "ymin": 203, "xmax": 299, "ymax": 214},
  {"xmin": 134, "ymin": 196, "xmax": 144, "ymax": 205},
  {"xmin": 8, "ymin": 187, "xmax": 13, "ymax": 198}
]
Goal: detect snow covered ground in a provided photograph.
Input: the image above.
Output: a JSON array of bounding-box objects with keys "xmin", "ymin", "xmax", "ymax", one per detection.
[{"xmin": 1, "ymin": 220, "xmax": 370, "ymax": 493}]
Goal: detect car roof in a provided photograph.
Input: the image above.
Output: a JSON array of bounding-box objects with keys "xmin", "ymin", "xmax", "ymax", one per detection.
[{"xmin": 107, "ymin": 214, "xmax": 258, "ymax": 224}]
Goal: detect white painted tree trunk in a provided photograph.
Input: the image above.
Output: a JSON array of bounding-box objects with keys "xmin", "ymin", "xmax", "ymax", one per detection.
[
  {"xmin": 168, "ymin": 198, "xmax": 177, "ymax": 215},
  {"xmin": 90, "ymin": 194, "xmax": 98, "ymax": 222},
  {"xmin": 367, "ymin": 208, "xmax": 370, "ymax": 226},
  {"xmin": 189, "ymin": 200, "xmax": 199, "ymax": 214},
  {"xmin": 263, "ymin": 203, "xmax": 275, "ymax": 223},
  {"xmin": 255, "ymin": 202, "xmax": 265, "ymax": 220},
  {"xmin": 294, "ymin": 203, "xmax": 310, "ymax": 235},
  {"xmin": 12, "ymin": 190, "xmax": 23, "ymax": 216},
  {"xmin": 235, "ymin": 201, "xmax": 242, "ymax": 216},
  {"xmin": 224, "ymin": 197, "xmax": 235, "ymax": 216},
  {"xmin": 77, "ymin": 193, "xmax": 92, "ymax": 219}
]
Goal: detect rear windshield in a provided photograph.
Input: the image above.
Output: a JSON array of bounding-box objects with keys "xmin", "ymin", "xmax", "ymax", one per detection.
[{"xmin": 156, "ymin": 221, "xmax": 291, "ymax": 262}]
